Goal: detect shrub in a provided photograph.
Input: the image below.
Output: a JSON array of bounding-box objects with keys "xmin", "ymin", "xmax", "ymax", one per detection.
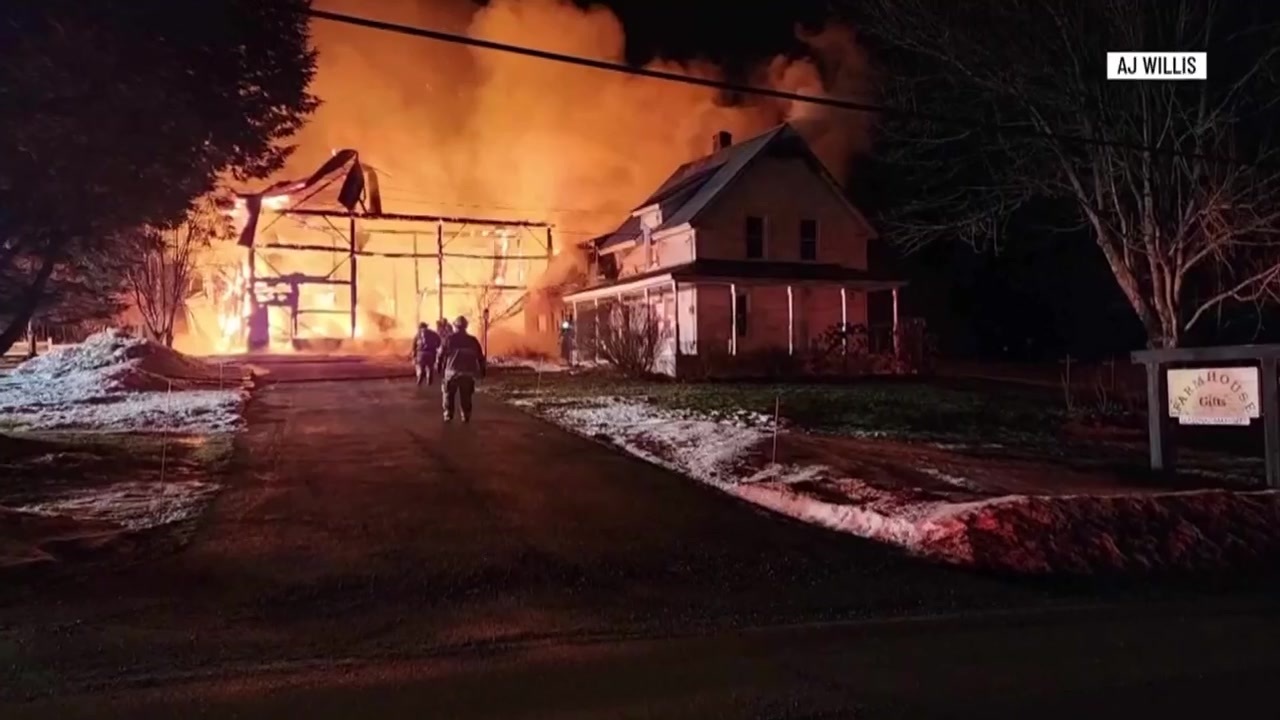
[{"xmin": 597, "ymin": 302, "xmax": 668, "ymax": 378}]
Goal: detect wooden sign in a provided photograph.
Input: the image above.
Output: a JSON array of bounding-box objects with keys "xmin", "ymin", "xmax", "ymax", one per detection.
[{"xmin": 1167, "ymin": 367, "xmax": 1260, "ymax": 426}]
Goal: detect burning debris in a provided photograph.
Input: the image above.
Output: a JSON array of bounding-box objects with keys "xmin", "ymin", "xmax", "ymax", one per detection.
[{"xmin": 179, "ymin": 151, "xmax": 555, "ymax": 356}]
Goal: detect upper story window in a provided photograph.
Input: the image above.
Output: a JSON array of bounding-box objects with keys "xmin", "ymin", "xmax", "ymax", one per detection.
[
  {"xmin": 745, "ymin": 216, "xmax": 765, "ymax": 259},
  {"xmin": 800, "ymin": 219, "xmax": 818, "ymax": 261}
]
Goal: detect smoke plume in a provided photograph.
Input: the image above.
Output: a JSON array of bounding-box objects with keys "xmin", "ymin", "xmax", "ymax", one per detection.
[{"xmin": 298, "ymin": 0, "xmax": 872, "ymax": 256}]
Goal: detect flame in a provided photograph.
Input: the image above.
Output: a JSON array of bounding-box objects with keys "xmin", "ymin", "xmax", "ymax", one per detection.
[
  {"xmin": 208, "ymin": 255, "xmax": 252, "ymax": 353},
  {"xmin": 263, "ymin": 194, "xmax": 291, "ymax": 211}
]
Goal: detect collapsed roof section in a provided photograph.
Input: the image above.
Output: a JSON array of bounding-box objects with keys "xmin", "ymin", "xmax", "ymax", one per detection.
[{"xmin": 234, "ymin": 149, "xmax": 382, "ymax": 247}]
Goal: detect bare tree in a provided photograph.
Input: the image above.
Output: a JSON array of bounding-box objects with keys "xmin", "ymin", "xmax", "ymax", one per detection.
[
  {"xmin": 473, "ymin": 284, "xmax": 527, "ymax": 327},
  {"xmin": 855, "ymin": 0, "xmax": 1280, "ymax": 347},
  {"xmin": 123, "ymin": 200, "xmax": 223, "ymax": 347},
  {"xmin": 597, "ymin": 301, "xmax": 667, "ymax": 377}
]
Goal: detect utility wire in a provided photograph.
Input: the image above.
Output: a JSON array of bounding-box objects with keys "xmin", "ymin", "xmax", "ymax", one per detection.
[
  {"xmin": 377, "ymin": 189, "xmax": 624, "ymax": 216},
  {"xmin": 308, "ymin": 8, "xmax": 1268, "ymax": 169}
]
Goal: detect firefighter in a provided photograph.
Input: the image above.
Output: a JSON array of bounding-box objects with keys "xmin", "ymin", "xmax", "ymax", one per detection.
[
  {"xmin": 411, "ymin": 321, "xmax": 441, "ymax": 386},
  {"xmin": 437, "ymin": 315, "xmax": 486, "ymax": 422},
  {"xmin": 559, "ymin": 316, "xmax": 575, "ymax": 366}
]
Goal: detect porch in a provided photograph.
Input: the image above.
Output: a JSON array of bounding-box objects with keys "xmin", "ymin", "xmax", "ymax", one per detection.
[{"xmin": 562, "ymin": 261, "xmax": 912, "ymax": 377}]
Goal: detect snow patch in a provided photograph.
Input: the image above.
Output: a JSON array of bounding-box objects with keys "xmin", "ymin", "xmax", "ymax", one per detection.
[
  {"xmin": 15, "ymin": 480, "xmax": 221, "ymax": 531},
  {"xmin": 732, "ymin": 480, "xmax": 991, "ymax": 564},
  {"xmin": 0, "ymin": 330, "xmax": 245, "ymax": 433},
  {"xmin": 517, "ymin": 392, "xmax": 1280, "ymax": 574},
  {"xmin": 529, "ymin": 397, "xmax": 771, "ymax": 486},
  {"xmin": 919, "ymin": 466, "xmax": 986, "ymax": 492}
]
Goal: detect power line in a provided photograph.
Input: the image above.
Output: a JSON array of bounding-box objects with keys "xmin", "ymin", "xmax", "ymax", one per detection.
[
  {"xmin": 376, "ymin": 189, "xmax": 625, "ymax": 217},
  {"xmin": 307, "ymin": 8, "xmax": 1268, "ymax": 169}
]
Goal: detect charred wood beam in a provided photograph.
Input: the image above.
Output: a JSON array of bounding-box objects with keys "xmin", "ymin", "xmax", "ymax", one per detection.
[
  {"xmin": 256, "ymin": 242, "xmax": 548, "ymax": 261},
  {"xmin": 251, "ymin": 276, "xmax": 348, "ymax": 286},
  {"xmin": 278, "ymin": 208, "xmax": 550, "ymax": 228},
  {"xmin": 440, "ymin": 283, "xmax": 527, "ymax": 291},
  {"xmin": 250, "ymin": 276, "xmax": 526, "ymax": 292}
]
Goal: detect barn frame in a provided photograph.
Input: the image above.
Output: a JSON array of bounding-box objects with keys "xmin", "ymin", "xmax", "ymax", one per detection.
[{"xmin": 229, "ymin": 150, "xmax": 553, "ymax": 352}]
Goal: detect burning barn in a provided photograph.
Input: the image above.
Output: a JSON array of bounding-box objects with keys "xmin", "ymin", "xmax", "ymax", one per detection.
[{"xmin": 192, "ymin": 150, "xmax": 555, "ymax": 355}]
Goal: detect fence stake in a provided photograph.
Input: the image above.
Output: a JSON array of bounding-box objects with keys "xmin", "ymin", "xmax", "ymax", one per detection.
[
  {"xmin": 772, "ymin": 394, "xmax": 781, "ymax": 465},
  {"xmin": 160, "ymin": 379, "xmax": 173, "ymax": 484},
  {"xmin": 1059, "ymin": 354, "xmax": 1074, "ymax": 409}
]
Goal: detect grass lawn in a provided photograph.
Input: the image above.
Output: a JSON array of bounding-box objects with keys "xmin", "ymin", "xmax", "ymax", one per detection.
[
  {"xmin": 0, "ymin": 431, "xmax": 234, "ymax": 505},
  {"xmin": 485, "ymin": 369, "xmax": 1065, "ymax": 445},
  {"xmin": 487, "ymin": 367, "xmax": 1266, "ymax": 491},
  {"xmin": 0, "ymin": 431, "xmax": 236, "ymax": 575}
]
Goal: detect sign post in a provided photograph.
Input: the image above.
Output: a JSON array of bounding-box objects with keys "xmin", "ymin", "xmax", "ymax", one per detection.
[
  {"xmin": 1263, "ymin": 358, "xmax": 1280, "ymax": 488},
  {"xmin": 1132, "ymin": 345, "xmax": 1280, "ymax": 488}
]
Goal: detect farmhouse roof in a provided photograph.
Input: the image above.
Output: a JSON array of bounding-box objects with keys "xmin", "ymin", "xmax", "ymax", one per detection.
[{"xmin": 592, "ymin": 123, "xmax": 870, "ymax": 252}]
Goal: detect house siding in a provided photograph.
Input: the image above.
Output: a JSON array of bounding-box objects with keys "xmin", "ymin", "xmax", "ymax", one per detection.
[
  {"xmin": 736, "ymin": 285, "xmax": 790, "ymax": 354},
  {"xmin": 692, "ymin": 153, "xmax": 869, "ymax": 269},
  {"xmin": 795, "ymin": 286, "xmax": 846, "ymax": 354},
  {"xmin": 696, "ymin": 283, "xmax": 734, "ymax": 356},
  {"xmin": 614, "ymin": 228, "xmax": 695, "ymax": 279}
]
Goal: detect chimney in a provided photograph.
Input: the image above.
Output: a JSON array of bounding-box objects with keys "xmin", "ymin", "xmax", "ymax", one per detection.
[{"xmin": 713, "ymin": 130, "xmax": 733, "ymax": 152}]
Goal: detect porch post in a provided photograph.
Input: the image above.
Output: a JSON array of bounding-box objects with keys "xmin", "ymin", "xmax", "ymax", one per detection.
[
  {"xmin": 840, "ymin": 287, "xmax": 848, "ymax": 355},
  {"xmin": 672, "ymin": 280, "xmax": 681, "ymax": 357},
  {"xmin": 787, "ymin": 285, "xmax": 794, "ymax": 355},
  {"xmin": 730, "ymin": 282, "xmax": 737, "ymax": 356},
  {"xmin": 892, "ymin": 287, "xmax": 901, "ymax": 358},
  {"xmin": 571, "ymin": 301, "xmax": 579, "ymax": 365},
  {"xmin": 594, "ymin": 297, "xmax": 600, "ymax": 360}
]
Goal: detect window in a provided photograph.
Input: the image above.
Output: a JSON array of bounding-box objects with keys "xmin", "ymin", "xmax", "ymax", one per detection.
[
  {"xmin": 745, "ymin": 216, "xmax": 765, "ymax": 259},
  {"xmin": 800, "ymin": 219, "xmax": 818, "ymax": 261},
  {"xmin": 734, "ymin": 291, "xmax": 749, "ymax": 337}
]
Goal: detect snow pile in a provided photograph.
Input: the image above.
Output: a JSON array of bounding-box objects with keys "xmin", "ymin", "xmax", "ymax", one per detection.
[
  {"xmin": 520, "ymin": 396, "xmax": 776, "ymax": 486},
  {"xmin": 733, "ymin": 478, "xmax": 980, "ymax": 562},
  {"xmin": 518, "ymin": 392, "xmax": 1280, "ymax": 574},
  {"xmin": 14, "ymin": 480, "xmax": 221, "ymax": 531},
  {"xmin": 0, "ymin": 330, "xmax": 245, "ymax": 433}
]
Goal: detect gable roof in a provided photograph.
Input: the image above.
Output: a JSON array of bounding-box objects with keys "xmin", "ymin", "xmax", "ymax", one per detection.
[{"xmin": 593, "ymin": 123, "xmax": 873, "ymax": 252}]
